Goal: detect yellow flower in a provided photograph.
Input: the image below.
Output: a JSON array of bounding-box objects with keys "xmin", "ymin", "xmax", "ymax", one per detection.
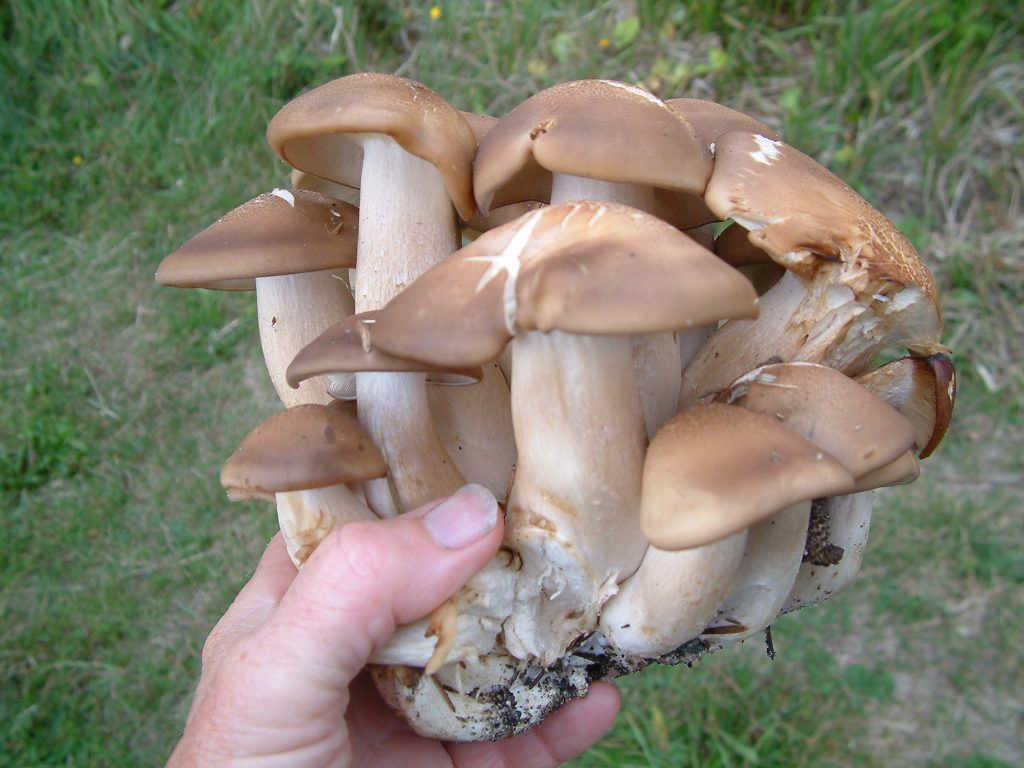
[
  {"xmin": 429, "ymin": 6, "xmax": 442, "ymax": 20},
  {"xmin": 598, "ymin": 37, "xmax": 611, "ymax": 49},
  {"xmin": 72, "ymin": 155, "xmax": 83, "ymax": 165}
]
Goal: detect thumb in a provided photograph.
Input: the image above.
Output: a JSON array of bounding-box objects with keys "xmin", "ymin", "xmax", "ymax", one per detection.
[{"xmin": 260, "ymin": 484, "xmax": 503, "ymax": 688}]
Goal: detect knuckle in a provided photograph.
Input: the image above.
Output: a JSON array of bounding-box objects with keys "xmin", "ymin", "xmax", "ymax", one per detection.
[
  {"xmin": 200, "ymin": 625, "xmax": 230, "ymax": 668},
  {"xmin": 321, "ymin": 520, "xmax": 394, "ymax": 582}
]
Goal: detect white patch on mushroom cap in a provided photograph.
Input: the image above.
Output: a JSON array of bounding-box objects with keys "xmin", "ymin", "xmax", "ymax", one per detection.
[
  {"xmin": 599, "ymin": 79, "xmax": 666, "ymax": 107},
  {"xmin": 465, "ymin": 208, "xmax": 544, "ymax": 333},
  {"xmin": 750, "ymin": 134, "xmax": 783, "ymax": 165},
  {"xmin": 271, "ymin": 188, "xmax": 296, "ymax": 207}
]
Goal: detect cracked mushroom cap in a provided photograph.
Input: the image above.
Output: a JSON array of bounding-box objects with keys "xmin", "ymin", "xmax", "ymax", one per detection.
[
  {"xmin": 703, "ymin": 131, "xmax": 943, "ymax": 357},
  {"xmin": 220, "ymin": 402, "xmax": 387, "ymax": 500},
  {"xmin": 369, "ymin": 201, "xmax": 759, "ymax": 368},
  {"xmin": 641, "ymin": 403, "xmax": 855, "ymax": 550},
  {"xmin": 285, "ymin": 311, "xmax": 484, "ymax": 389},
  {"xmin": 155, "ymin": 189, "xmax": 358, "ymax": 290},
  {"xmin": 473, "ymin": 80, "xmax": 712, "ymax": 226},
  {"xmin": 266, "ymin": 73, "xmax": 478, "ymax": 220},
  {"xmin": 855, "ymin": 354, "xmax": 955, "ymax": 458},
  {"xmin": 717, "ymin": 361, "xmax": 917, "ymax": 478}
]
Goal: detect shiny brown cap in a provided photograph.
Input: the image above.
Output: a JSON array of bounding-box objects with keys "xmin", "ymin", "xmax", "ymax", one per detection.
[
  {"xmin": 266, "ymin": 73, "xmax": 478, "ymax": 220},
  {"xmin": 856, "ymin": 354, "xmax": 955, "ymax": 458},
  {"xmin": 718, "ymin": 362, "xmax": 916, "ymax": 477},
  {"xmin": 370, "ymin": 201, "xmax": 759, "ymax": 367},
  {"xmin": 457, "ymin": 111, "xmax": 547, "ymax": 232},
  {"xmin": 286, "ymin": 311, "xmax": 483, "ymax": 389},
  {"xmin": 473, "ymin": 80, "xmax": 712, "ymax": 218},
  {"xmin": 220, "ymin": 402, "xmax": 387, "ymax": 497},
  {"xmin": 155, "ymin": 189, "xmax": 357, "ymax": 290},
  {"xmin": 666, "ymin": 98, "xmax": 780, "ymax": 146},
  {"xmin": 641, "ymin": 403, "xmax": 855, "ymax": 550}
]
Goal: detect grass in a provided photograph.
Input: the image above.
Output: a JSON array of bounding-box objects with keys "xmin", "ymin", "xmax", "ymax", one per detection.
[{"xmin": 2, "ymin": 0, "xmax": 1021, "ymax": 765}]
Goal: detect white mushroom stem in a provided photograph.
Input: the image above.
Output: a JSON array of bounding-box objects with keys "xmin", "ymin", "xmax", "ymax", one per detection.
[
  {"xmin": 427, "ymin": 363, "xmax": 517, "ymax": 503},
  {"xmin": 499, "ymin": 174, "xmax": 683, "ymax": 664},
  {"xmin": 275, "ymin": 483, "xmax": 377, "ymax": 567},
  {"xmin": 674, "ymin": 223, "xmax": 717, "ymax": 377},
  {"xmin": 254, "ymin": 269, "xmax": 357, "ymax": 558},
  {"xmin": 702, "ymin": 500, "xmax": 811, "ymax": 645},
  {"xmin": 357, "ymin": 372, "xmax": 464, "ymax": 513},
  {"xmin": 783, "ymin": 493, "xmax": 874, "ymax": 613},
  {"xmin": 504, "ymin": 331, "xmax": 648, "ymax": 664},
  {"xmin": 632, "ymin": 331, "xmax": 684, "ymax": 440},
  {"xmin": 256, "ymin": 270, "xmax": 355, "ymax": 407},
  {"xmin": 679, "ymin": 322, "xmax": 718, "ymax": 379},
  {"xmin": 680, "ymin": 269, "xmax": 808, "ymax": 405},
  {"xmin": 353, "ymin": 135, "xmax": 467, "ymax": 512},
  {"xmin": 551, "ymin": 174, "xmax": 681, "ymax": 437},
  {"xmin": 599, "ymin": 530, "xmax": 747, "ymax": 658},
  {"xmin": 549, "ymin": 174, "xmax": 655, "ymax": 212}
]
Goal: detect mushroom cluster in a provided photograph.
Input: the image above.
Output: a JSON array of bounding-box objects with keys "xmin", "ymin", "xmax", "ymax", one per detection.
[{"xmin": 157, "ymin": 74, "xmax": 955, "ymax": 741}]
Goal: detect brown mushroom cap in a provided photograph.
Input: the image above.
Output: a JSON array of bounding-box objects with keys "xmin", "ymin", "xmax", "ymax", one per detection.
[
  {"xmin": 851, "ymin": 450, "xmax": 920, "ymax": 492},
  {"xmin": 220, "ymin": 402, "xmax": 387, "ymax": 497},
  {"xmin": 155, "ymin": 189, "xmax": 358, "ymax": 290},
  {"xmin": 457, "ymin": 110, "xmax": 546, "ymax": 233},
  {"xmin": 641, "ymin": 403, "xmax": 855, "ymax": 550},
  {"xmin": 286, "ymin": 311, "xmax": 483, "ymax": 389},
  {"xmin": 473, "ymin": 80, "xmax": 712, "ymax": 220},
  {"xmin": 266, "ymin": 73, "xmax": 478, "ymax": 220},
  {"xmin": 704, "ymin": 132, "xmax": 940, "ymax": 314},
  {"xmin": 666, "ymin": 98, "xmax": 780, "ymax": 146},
  {"xmin": 369, "ymin": 201, "xmax": 759, "ymax": 368},
  {"xmin": 855, "ymin": 353, "xmax": 955, "ymax": 458},
  {"xmin": 718, "ymin": 361, "xmax": 917, "ymax": 477},
  {"xmin": 714, "ymin": 221, "xmax": 773, "ymax": 267},
  {"xmin": 663, "ymin": 96, "xmax": 782, "ymax": 230}
]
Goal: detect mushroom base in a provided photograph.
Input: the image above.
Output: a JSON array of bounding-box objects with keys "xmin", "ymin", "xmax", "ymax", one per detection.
[
  {"xmin": 374, "ymin": 492, "xmax": 877, "ymax": 742},
  {"xmin": 372, "ymin": 631, "xmax": 716, "ymax": 741}
]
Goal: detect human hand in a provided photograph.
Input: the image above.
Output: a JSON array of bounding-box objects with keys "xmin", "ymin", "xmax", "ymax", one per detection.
[{"xmin": 167, "ymin": 484, "xmax": 620, "ymax": 767}]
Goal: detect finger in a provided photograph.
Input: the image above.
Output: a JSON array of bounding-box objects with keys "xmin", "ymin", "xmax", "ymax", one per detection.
[
  {"xmin": 200, "ymin": 534, "xmax": 298, "ymax": 669},
  {"xmin": 261, "ymin": 484, "xmax": 503, "ymax": 688},
  {"xmin": 236, "ymin": 533, "xmax": 299, "ymax": 602},
  {"xmin": 447, "ymin": 682, "xmax": 621, "ymax": 768}
]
